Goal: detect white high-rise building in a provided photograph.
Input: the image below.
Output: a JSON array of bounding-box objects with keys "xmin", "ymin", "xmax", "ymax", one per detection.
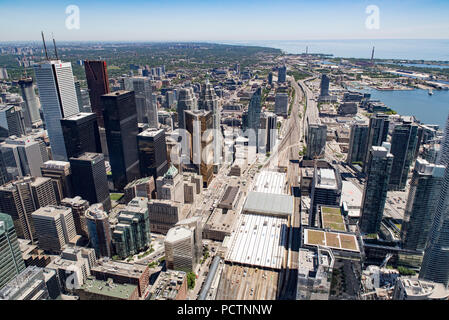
[
  {"xmin": 31, "ymin": 205, "xmax": 77, "ymax": 253},
  {"xmin": 33, "ymin": 60, "xmax": 80, "ymax": 161}
]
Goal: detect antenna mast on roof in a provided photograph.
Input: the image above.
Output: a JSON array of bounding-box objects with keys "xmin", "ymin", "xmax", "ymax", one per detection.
[
  {"xmin": 41, "ymin": 31, "xmax": 49, "ymax": 61},
  {"xmin": 52, "ymin": 33, "xmax": 59, "ymax": 60}
]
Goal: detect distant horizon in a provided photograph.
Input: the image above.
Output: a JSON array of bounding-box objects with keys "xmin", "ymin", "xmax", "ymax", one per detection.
[
  {"xmin": 2, "ymin": 1, "xmax": 449, "ymax": 41},
  {"xmin": 2, "ymin": 38, "xmax": 449, "ymax": 62},
  {"xmin": 2, "ymin": 38, "xmax": 449, "ymax": 43}
]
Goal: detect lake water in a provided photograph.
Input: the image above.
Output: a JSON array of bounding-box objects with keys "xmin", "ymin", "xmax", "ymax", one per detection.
[
  {"xmin": 396, "ymin": 63, "xmax": 449, "ymax": 69},
  {"xmin": 358, "ymin": 88, "xmax": 449, "ymax": 128},
  {"xmin": 219, "ymin": 39, "xmax": 449, "ymax": 61}
]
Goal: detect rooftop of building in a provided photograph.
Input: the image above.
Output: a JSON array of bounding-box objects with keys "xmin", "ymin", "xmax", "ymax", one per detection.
[
  {"xmin": 220, "ymin": 186, "xmax": 239, "ymax": 206},
  {"xmin": 2, "ymin": 135, "xmax": 39, "ymax": 146},
  {"xmin": 165, "ymin": 226, "xmax": 192, "ymax": 243},
  {"xmin": 124, "ymin": 176, "xmax": 154, "ymax": 189},
  {"xmin": 341, "ymin": 180, "xmax": 363, "ymax": 209},
  {"xmin": 32, "ymin": 205, "xmax": 71, "ymax": 219},
  {"xmin": 60, "ymin": 196, "xmax": 88, "ymax": 206},
  {"xmin": 316, "ymin": 168, "xmax": 337, "ymax": 188},
  {"xmin": 70, "ymin": 152, "xmax": 103, "ymax": 161},
  {"xmin": 85, "ymin": 204, "xmax": 108, "ymax": 220},
  {"xmin": 138, "ymin": 127, "xmax": 165, "ymax": 137},
  {"xmin": 303, "ymin": 228, "xmax": 360, "ymax": 253},
  {"xmin": 126, "ymin": 197, "xmax": 148, "ymax": 209},
  {"xmin": 253, "ymin": 171, "xmax": 287, "ymax": 195},
  {"xmin": 0, "ymin": 266, "xmax": 44, "ymax": 300},
  {"xmin": 92, "ymin": 259, "xmax": 147, "ymax": 278},
  {"xmin": 184, "ymin": 109, "xmax": 211, "ymax": 117},
  {"xmin": 150, "ymin": 270, "xmax": 186, "ymax": 300},
  {"xmin": 298, "ymin": 248, "xmax": 334, "ymax": 278},
  {"xmin": 161, "ymin": 165, "xmax": 178, "ymax": 179},
  {"xmin": 320, "ymin": 205, "xmax": 346, "ymax": 232},
  {"xmin": 398, "ymin": 278, "xmax": 449, "ymax": 299},
  {"xmin": 226, "ymin": 213, "xmax": 288, "ymax": 270},
  {"xmin": 42, "ymin": 160, "xmax": 70, "ymax": 170},
  {"xmin": 80, "ymin": 277, "xmax": 137, "ymax": 300},
  {"xmin": 371, "ymin": 145, "xmax": 393, "ymax": 158},
  {"xmin": 62, "ymin": 112, "xmax": 95, "ymax": 121},
  {"xmin": 205, "ymin": 207, "xmax": 238, "ymax": 234},
  {"xmin": 243, "ymin": 191, "xmax": 294, "ymax": 217},
  {"xmin": 102, "ymin": 90, "xmax": 132, "ymax": 97}
]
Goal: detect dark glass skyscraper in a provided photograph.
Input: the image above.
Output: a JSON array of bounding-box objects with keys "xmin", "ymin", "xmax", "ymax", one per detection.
[
  {"xmin": 101, "ymin": 90, "xmax": 140, "ymax": 191},
  {"xmin": 61, "ymin": 112, "xmax": 102, "ymax": 159},
  {"xmin": 0, "ymin": 105, "xmax": 25, "ymax": 139},
  {"xmin": 84, "ymin": 60, "xmax": 110, "ymax": 128},
  {"xmin": 359, "ymin": 144, "xmax": 394, "ymax": 234},
  {"xmin": 306, "ymin": 124, "xmax": 327, "ymax": 160},
  {"xmin": 69, "ymin": 152, "xmax": 111, "ymax": 212},
  {"xmin": 420, "ymin": 113, "xmax": 449, "ymax": 286},
  {"xmin": 388, "ymin": 121, "xmax": 419, "ymax": 191},
  {"xmin": 401, "ymin": 159, "xmax": 444, "ymax": 252},
  {"xmin": 278, "ymin": 65, "xmax": 286, "ymax": 83},
  {"xmin": 245, "ymin": 87, "xmax": 262, "ymax": 149},
  {"xmin": 319, "ymin": 74, "xmax": 330, "ymax": 97},
  {"xmin": 363, "ymin": 113, "xmax": 390, "ymax": 172},
  {"xmin": 347, "ymin": 124, "xmax": 369, "ymax": 165},
  {"xmin": 137, "ymin": 128, "xmax": 168, "ymax": 181}
]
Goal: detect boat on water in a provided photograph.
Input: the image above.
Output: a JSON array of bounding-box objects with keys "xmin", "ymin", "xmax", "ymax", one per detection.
[{"xmin": 428, "ymin": 89, "xmax": 434, "ymax": 95}]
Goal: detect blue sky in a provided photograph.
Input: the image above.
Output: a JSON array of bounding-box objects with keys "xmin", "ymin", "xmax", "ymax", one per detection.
[{"xmin": 1, "ymin": 0, "xmax": 449, "ymax": 41}]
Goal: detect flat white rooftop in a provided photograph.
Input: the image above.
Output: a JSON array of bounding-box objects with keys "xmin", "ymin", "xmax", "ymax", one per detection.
[
  {"xmin": 253, "ymin": 171, "xmax": 287, "ymax": 195},
  {"xmin": 318, "ymin": 168, "xmax": 336, "ymax": 187},
  {"xmin": 243, "ymin": 192, "xmax": 294, "ymax": 217},
  {"xmin": 341, "ymin": 180, "xmax": 363, "ymax": 208},
  {"xmin": 225, "ymin": 213, "xmax": 288, "ymax": 270}
]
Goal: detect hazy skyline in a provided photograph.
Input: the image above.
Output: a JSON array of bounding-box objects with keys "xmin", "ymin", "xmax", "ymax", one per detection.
[{"xmin": 1, "ymin": 0, "xmax": 449, "ymax": 42}]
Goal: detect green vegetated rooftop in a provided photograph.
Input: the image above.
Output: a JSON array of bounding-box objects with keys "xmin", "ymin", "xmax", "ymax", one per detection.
[{"xmin": 321, "ymin": 206, "xmax": 346, "ymax": 232}]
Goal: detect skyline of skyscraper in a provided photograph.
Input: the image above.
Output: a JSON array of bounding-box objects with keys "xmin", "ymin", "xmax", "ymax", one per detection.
[
  {"xmin": 420, "ymin": 112, "xmax": 449, "ymax": 286},
  {"xmin": 347, "ymin": 123, "xmax": 369, "ymax": 165},
  {"xmin": 388, "ymin": 121, "xmax": 419, "ymax": 191},
  {"xmin": 278, "ymin": 65, "xmax": 287, "ymax": 83},
  {"xmin": 69, "ymin": 152, "xmax": 111, "ymax": 213},
  {"xmin": 306, "ymin": 123, "xmax": 327, "ymax": 160},
  {"xmin": 84, "ymin": 60, "xmax": 110, "ymax": 128},
  {"xmin": 85, "ymin": 203, "xmax": 113, "ymax": 258},
  {"xmin": 245, "ymin": 87, "xmax": 262, "ymax": 150},
  {"xmin": 102, "ymin": 90, "xmax": 140, "ymax": 191},
  {"xmin": 359, "ymin": 143, "xmax": 394, "ymax": 234},
  {"xmin": 61, "ymin": 112, "xmax": 102, "ymax": 159},
  {"xmin": 0, "ymin": 176, "xmax": 57, "ymax": 241},
  {"xmin": 176, "ymin": 87, "xmax": 197, "ymax": 129},
  {"xmin": 33, "ymin": 60, "xmax": 80, "ymax": 161},
  {"xmin": 18, "ymin": 77, "xmax": 41, "ymax": 129},
  {"xmin": 137, "ymin": 128, "xmax": 169, "ymax": 182},
  {"xmin": 364, "ymin": 113, "xmax": 390, "ymax": 172},
  {"xmin": 124, "ymin": 76, "xmax": 158, "ymax": 128},
  {"xmin": 199, "ymin": 80, "xmax": 221, "ymax": 166},
  {"xmin": 401, "ymin": 158, "xmax": 444, "ymax": 252}
]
